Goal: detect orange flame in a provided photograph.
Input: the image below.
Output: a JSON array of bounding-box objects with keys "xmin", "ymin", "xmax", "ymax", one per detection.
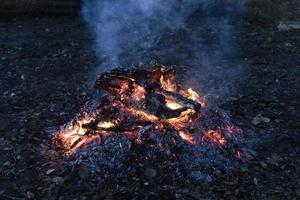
[
  {"xmin": 202, "ymin": 130, "xmax": 226, "ymax": 146},
  {"xmin": 132, "ymin": 83, "xmax": 146, "ymax": 101},
  {"xmin": 97, "ymin": 120, "xmax": 117, "ymax": 129},
  {"xmin": 166, "ymin": 109, "xmax": 195, "ymax": 130},
  {"xmin": 121, "ymin": 104, "xmax": 159, "ymax": 123},
  {"xmin": 56, "ymin": 66, "xmax": 223, "ymax": 154},
  {"xmin": 160, "ymin": 75, "xmax": 177, "ymax": 92},
  {"xmin": 180, "ymin": 88, "xmax": 206, "ymax": 107},
  {"xmin": 165, "ymin": 98, "xmax": 183, "ymax": 110},
  {"xmin": 178, "ymin": 131, "xmax": 196, "ymax": 144}
]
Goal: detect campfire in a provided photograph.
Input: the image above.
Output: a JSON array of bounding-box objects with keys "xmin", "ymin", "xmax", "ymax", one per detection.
[{"xmin": 53, "ymin": 64, "xmax": 250, "ymax": 179}]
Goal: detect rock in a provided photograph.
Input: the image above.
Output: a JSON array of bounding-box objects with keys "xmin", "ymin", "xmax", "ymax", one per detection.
[
  {"xmin": 284, "ymin": 42, "xmax": 292, "ymax": 47},
  {"xmin": 253, "ymin": 177, "xmax": 258, "ymax": 186},
  {"xmin": 260, "ymin": 161, "xmax": 268, "ymax": 169},
  {"xmin": 252, "ymin": 115, "xmax": 270, "ymax": 125},
  {"xmin": 20, "ymin": 74, "xmax": 25, "ymax": 80},
  {"xmin": 145, "ymin": 168, "xmax": 157, "ymax": 178},
  {"xmin": 52, "ymin": 176, "xmax": 64, "ymax": 185},
  {"xmin": 278, "ymin": 21, "xmax": 300, "ymax": 31},
  {"xmin": 26, "ymin": 191, "xmax": 35, "ymax": 199},
  {"xmin": 175, "ymin": 193, "xmax": 182, "ymax": 199},
  {"xmin": 3, "ymin": 161, "xmax": 11, "ymax": 167}
]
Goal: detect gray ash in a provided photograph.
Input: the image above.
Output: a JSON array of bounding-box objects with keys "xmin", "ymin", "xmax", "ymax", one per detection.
[{"xmin": 53, "ymin": 64, "xmax": 253, "ymax": 182}]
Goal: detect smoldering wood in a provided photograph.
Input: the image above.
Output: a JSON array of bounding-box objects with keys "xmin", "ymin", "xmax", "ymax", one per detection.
[
  {"xmin": 82, "ymin": 65, "xmax": 201, "ymax": 136},
  {"xmin": 155, "ymin": 89, "xmax": 201, "ymax": 111}
]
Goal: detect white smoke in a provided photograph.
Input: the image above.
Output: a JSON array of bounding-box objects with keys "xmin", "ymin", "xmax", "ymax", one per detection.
[
  {"xmin": 82, "ymin": 0, "xmax": 204, "ymax": 69},
  {"xmin": 82, "ymin": 0, "xmax": 246, "ymax": 100}
]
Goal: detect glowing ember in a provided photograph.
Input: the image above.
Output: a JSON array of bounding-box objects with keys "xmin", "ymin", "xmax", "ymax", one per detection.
[
  {"xmin": 97, "ymin": 120, "xmax": 117, "ymax": 129},
  {"xmin": 119, "ymin": 103, "xmax": 159, "ymax": 123},
  {"xmin": 160, "ymin": 73, "xmax": 177, "ymax": 92},
  {"xmin": 166, "ymin": 109, "xmax": 196, "ymax": 130},
  {"xmin": 54, "ymin": 64, "xmax": 244, "ymax": 160},
  {"xmin": 178, "ymin": 131, "xmax": 196, "ymax": 144},
  {"xmin": 165, "ymin": 98, "xmax": 183, "ymax": 110},
  {"xmin": 132, "ymin": 83, "xmax": 146, "ymax": 101},
  {"xmin": 235, "ymin": 150, "xmax": 241, "ymax": 160},
  {"xmin": 180, "ymin": 88, "xmax": 207, "ymax": 107},
  {"xmin": 202, "ymin": 130, "xmax": 227, "ymax": 146}
]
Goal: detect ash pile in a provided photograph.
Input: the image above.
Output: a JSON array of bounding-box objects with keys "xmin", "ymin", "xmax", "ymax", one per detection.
[{"xmin": 53, "ymin": 64, "xmax": 252, "ymax": 182}]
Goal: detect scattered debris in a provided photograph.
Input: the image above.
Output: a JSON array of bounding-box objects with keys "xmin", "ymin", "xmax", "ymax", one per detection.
[
  {"xmin": 278, "ymin": 21, "xmax": 300, "ymax": 31},
  {"xmin": 46, "ymin": 168, "xmax": 55, "ymax": 175}
]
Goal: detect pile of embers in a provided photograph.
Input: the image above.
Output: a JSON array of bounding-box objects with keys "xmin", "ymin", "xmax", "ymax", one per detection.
[{"xmin": 54, "ymin": 64, "xmax": 251, "ymax": 179}]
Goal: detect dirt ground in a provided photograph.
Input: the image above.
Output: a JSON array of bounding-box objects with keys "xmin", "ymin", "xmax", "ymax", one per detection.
[{"xmin": 0, "ymin": 1, "xmax": 299, "ymax": 199}]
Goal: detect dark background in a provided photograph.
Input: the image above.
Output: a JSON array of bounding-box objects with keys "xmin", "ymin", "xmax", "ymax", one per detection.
[
  {"xmin": 0, "ymin": 0, "xmax": 81, "ymax": 16},
  {"xmin": 0, "ymin": 0, "xmax": 299, "ymax": 199}
]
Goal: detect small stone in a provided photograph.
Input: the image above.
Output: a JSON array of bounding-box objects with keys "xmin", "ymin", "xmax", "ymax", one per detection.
[
  {"xmin": 59, "ymin": 112, "xmax": 66, "ymax": 116},
  {"xmin": 284, "ymin": 42, "xmax": 292, "ymax": 47},
  {"xmin": 252, "ymin": 115, "xmax": 270, "ymax": 125},
  {"xmin": 253, "ymin": 177, "xmax": 258, "ymax": 186},
  {"xmin": 260, "ymin": 161, "xmax": 268, "ymax": 169},
  {"xmin": 20, "ymin": 74, "xmax": 25, "ymax": 80},
  {"xmin": 3, "ymin": 161, "xmax": 11, "ymax": 167},
  {"xmin": 52, "ymin": 176, "xmax": 64, "ymax": 185},
  {"xmin": 261, "ymin": 117, "xmax": 270, "ymax": 123},
  {"xmin": 26, "ymin": 191, "xmax": 35, "ymax": 199},
  {"xmin": 206, "ymin": 175, "xmax": 213, "ymax": 182}
]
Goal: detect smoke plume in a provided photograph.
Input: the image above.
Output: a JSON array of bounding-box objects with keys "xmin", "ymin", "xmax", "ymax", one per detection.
[{"xmin": 82, "ymin": 0, "xmax": 245, "ymax": 100}]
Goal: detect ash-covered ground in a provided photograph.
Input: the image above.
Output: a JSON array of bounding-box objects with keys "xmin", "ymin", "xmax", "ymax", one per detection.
[{"xmin": 0, "ymin": 1, "xmax": 300, "ymax": 199}]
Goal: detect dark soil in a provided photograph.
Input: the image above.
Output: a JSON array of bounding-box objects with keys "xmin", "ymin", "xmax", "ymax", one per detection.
[{"xmin": 0, "ymin": 1, "xmax": 299, "ymax": 199}]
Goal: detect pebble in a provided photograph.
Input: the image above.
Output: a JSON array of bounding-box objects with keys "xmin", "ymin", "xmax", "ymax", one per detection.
[
  {"xmin": 26, "ymin": 191, "xmax": 35, "ymax": 199},
  {"xmin": 252, "ymin": 115, "xmax": 270, "ymax": 125},
  {"xmin": 3, "ymin": 161, "xmax": 11, "ymax": 167},
  {"xmin": 52, "ymin": 176, "xmax": 64, "ymax": 185}
]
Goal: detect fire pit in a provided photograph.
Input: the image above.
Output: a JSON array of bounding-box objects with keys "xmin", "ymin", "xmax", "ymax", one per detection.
[{"xmin": 53, "ymin": 64, "xmax": 251, "ymax": 180}]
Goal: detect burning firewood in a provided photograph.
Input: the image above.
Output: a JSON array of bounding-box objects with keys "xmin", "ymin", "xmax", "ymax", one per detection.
[{"xmin": 55, "ymin": 64, "xmax": 212, "ymax": 152}]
